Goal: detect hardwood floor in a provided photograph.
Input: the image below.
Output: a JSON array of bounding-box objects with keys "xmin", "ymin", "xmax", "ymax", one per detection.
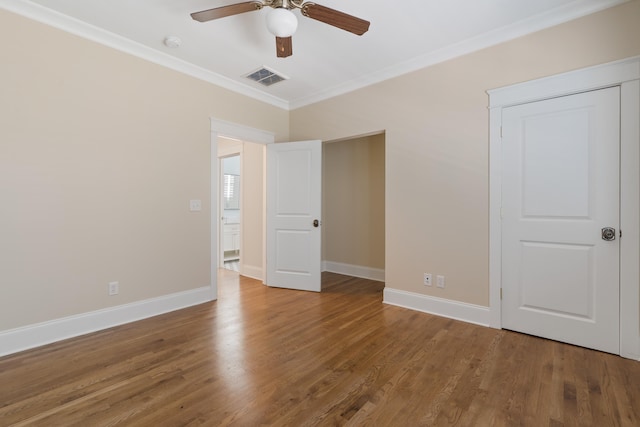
[{"xmin": 1, "ymin": 270, "xmax": 639, "ymax": 426}]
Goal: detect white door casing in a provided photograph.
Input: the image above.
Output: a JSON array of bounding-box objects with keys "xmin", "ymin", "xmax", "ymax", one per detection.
[
  {"xmin": 488, "ymin": 56, "xmax": 640, "ymax": 360},
  {"xmin": 266, "ymin": 140, "xmax": 322, "ymax": 292},
  {"xmin": 501, "ymin": 87, "xmax": 620, "ymax": 354}
]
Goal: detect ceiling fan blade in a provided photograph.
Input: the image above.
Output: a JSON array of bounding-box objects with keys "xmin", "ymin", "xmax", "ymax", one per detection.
[
  {"xmin": 276, "ymin": 36, "xmax": 293, "ymax": 58},
  {"xmin": 191, "ymin": 1, "xmax": 263, "ymax": 23},
  {"xmin": 301, "ymin": 3, "xmax": 370, "ymax": 36}
]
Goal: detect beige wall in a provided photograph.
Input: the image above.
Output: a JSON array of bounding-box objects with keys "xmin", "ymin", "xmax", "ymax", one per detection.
[
  {"xmin": 322, "ymin": 134, "xmax": 385, "ymax": 269},
  {"xmin": 240, "ymin": 141, "xmax": 265, "ymax": 277},
  {"xmin": 290, "ymin": 0, "xmax": 640, "ymax": 306},
  {"xmin": 2, "ymin": 1, "xmax": 639, "ymax": 334},
  {"xmin": 0, "ymin": 9, "xmax": 288, "ymax": 330}
]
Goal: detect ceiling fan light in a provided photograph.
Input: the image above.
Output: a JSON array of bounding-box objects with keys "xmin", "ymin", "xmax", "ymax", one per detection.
[{"xmin": 266, "ymin": 7, "xmax": 298, "ymax": 38}]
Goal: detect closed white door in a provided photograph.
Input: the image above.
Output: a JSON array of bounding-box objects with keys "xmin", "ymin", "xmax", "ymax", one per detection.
[
  {"xmin": 501, "ymin": 87, "xmax": 620, "ymax": 354},
  {"xmin": 266, "ymin": 140, "xmax": 322, "ymax": 292}
]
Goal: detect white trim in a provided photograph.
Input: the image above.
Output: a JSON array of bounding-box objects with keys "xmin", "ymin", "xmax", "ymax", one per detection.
[
  {"xmin": 2, "ymin": 0, "xmax": 627, "ymax": 111},
  {"xmin": 322, "ymin": 261, "xmax": 385, "ymax": 282},
  {"xmin": 0, "ymin": 0, "xmax": 289, "ymax": 110},
  {"xmin": 488, "ymin": 56, "xmax": 640, "ymax": 359},
  {"xmin": 241, "ymin": 264, "xmax": 264, "ymax": 281},
  {"xmin": 210, "ymin": 119, "xmax": 275, "ymax": 145},
  {"xmin": 0, "ymin": 287, "xmax": 211, "ymax": 357},
  {"xmin": 488, "ymin": 106, "xmax": 503, "ymax": 329},
  {"xmin": 289, "ymin": 0, "xmax": 629, "ymax": 109},
  {"xmin": 383, "ymin": 288, "xmax": 491, "ymax": 327},
  {"xmin": 262, "ymin": 144, "xmax": 268, "ymax": 285},
  {"xmin": 620, "ymin": 79, "xmax": 640, "ymax": 361},
  {"xmin": 210, "ymin": 132, "xmax": 219, "ymax": 301},
  {"xmin": 488, "ymin": 56, "xmax": 640, "ymax": 107}
]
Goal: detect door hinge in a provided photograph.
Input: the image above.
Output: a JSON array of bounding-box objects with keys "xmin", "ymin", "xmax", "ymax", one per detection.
[
  {"xmin": 620, "ymin": 229, "xmax": 622, "ymax": 238},
  {"xmin": 500, "ymin": 288, "xmax": 503, "ymax": 300},
  {"xmin": 500, "ymin": 126, "xmax": 503, "ymax": 138}
]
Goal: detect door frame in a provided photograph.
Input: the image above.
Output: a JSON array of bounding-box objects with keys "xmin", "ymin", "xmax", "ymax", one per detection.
[
  {"xmin": 209, "ymin": 118, "xmax": 275, "ymax": 301},
  {"xmin": 487, "ymin": 56, "xmax": 640, "ymax": 359}
]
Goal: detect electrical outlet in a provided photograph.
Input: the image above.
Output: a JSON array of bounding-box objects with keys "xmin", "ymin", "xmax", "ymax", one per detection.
[
  {"xmin": 424, "ymin": 273, "xmax": 432, "ymax": 286},
  {"xmin": 108, "ymin": 281, "xmax": 119, "ymax": 296},
  {"xmin": 437, "ymin": 275, "xmax": 445, "ymax": 288},
  {"xmin": 189, "ymin": 199, "xmax": 202, "ymax": 211}
]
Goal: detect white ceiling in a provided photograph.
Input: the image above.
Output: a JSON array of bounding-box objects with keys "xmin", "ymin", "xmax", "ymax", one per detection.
[{"xmin": 3, "ymin": 0, "xmax": 628, "ymax": 109}]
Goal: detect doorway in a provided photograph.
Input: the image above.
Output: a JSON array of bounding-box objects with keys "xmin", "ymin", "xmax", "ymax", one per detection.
[
  {"xmin": 209, "ymin": 119, "xmax": 274, "ymax": 301},
  {"xmin": 488, "ymin": 56, "xmax": 640, "ymax": 359},
  {"xmin": 221, "ymin": 154, "xmax": 241, "ymax": 272},
  {"xmin": 321, "ymin": 133, "xmax": 386, "ymax": 282},
  {"xmin": 209, "ymin": 120, "xmax": 386, "ymax": 299},
  {"xmin": 216, "ymin": 134, "xmax": 268, "ymax": 280}
]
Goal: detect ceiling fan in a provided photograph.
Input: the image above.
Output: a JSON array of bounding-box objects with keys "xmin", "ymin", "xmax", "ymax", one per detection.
[{"xmin": 190, "ymin": 0, "xmax": 370, "ymax": 58}]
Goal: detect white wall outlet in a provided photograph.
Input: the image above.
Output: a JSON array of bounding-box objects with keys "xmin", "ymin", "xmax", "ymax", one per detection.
[
  {"xmin": 108, "ymin": 281, "xmax": 119, "ymax": 296},
  {"xmin": 437, "ymin": 275, "xmax": 445, "ymax": 288},
  {"xmin": 424, "ymin": 273, "xmax": 432, "ymax": 286},
  {"xmin": 189, "ymin": 199, "xmax": 202, "ymax": 211}
]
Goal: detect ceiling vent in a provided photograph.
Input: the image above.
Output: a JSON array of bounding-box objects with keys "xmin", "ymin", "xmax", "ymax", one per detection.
[{"xmin": 245, "ymin": 66, "xmax": 289, "ymax": 87}]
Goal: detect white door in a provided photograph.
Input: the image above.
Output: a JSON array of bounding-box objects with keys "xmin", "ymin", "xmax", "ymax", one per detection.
[
  {"xmin": 266, "ymin": 140, "xmax": 322, "ymax": 292},
  {"xmin": 501, "ymin": 87, "xmax": 620, "ymax": 354}
]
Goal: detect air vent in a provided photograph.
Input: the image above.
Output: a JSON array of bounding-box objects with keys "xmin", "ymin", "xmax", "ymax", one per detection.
[{"xmin": 245, "ymin": 66, "xmax": 289, "ymax": 87}]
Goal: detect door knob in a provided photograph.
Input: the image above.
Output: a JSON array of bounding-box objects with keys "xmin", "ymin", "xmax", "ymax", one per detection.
[
  {"xmin": 601, "ymin": 227, "xmax": 616, "ymax": 241},
  {"xmin": 313, "ymin": 219, "xmax": 319, "ymax": 228}
]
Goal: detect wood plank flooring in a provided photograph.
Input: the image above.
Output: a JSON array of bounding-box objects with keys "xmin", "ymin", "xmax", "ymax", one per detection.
[{"xmin": 1, "ymin": 270, "xmax": 639, "ymax": 426}]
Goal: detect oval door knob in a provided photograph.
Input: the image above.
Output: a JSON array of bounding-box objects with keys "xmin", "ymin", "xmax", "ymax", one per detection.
[
  {"xmin": 601, "ymin": 227, "xmax": 616, "ymax": 241},
  {"xmin": 313, "ymin": 219, "xmax": 319, "ymax": 228}
]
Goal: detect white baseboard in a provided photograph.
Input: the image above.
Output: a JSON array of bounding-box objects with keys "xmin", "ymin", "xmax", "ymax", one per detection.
[
  {"xmin": 621, "ymin": 350, "xmax": 640, "ymax": 361},
  {"xmin": 322, "ymin": 261, "xmax": 385, "ymax": 282},
  {"xmin": 383, "ymin": 287, "xmax": 491, "ymax": 327},
  {"xmin": 0, "ymin": 286, "xmax": 213, "ymax": 357},
  {"xmin": 241, "ymin": 264, "xmax": 263, "ymax": 282}
]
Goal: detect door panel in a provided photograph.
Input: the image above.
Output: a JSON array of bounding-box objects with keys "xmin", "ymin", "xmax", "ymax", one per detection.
[
  {"xmin": 266, "ymin": 141, "xmax": 321, "ymax": 292},
  {"xmin": 519, "ymin": 242, "xmax": 593, "ymax": 318},
  {"xmin": 520, "ymin": 109, "xmax": 590, "ymax": 218},
  {"xmin": 275, "ymin": 230, "xmax": 312, "ymax": 273},
  {"xmin": 501, "ymin": 87, "xmax": 620, "ymax": 354}
]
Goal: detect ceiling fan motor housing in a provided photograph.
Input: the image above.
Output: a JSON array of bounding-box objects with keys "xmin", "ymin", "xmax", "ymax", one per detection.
[{"xmin": 267, "ymin": 0, "xmax": 304, "ymax": 10}]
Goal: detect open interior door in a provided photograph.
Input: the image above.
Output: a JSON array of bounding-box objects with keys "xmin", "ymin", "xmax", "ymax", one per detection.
[{"xmin": 266, "ymin": 140, "xmax": 322, "ymax": 292}]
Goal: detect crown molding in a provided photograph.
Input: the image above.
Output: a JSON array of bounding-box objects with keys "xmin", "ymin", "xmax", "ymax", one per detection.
[
  {"xmin": 288, "ymin": 0, "xmax": 629, "ymax": 109},
  {"xmin": 0, "ymin": 0, "xmax": 290, "ymax": 110},
  {"xmin": 1, "ymin": 0, "xmax": 628, "ymax": 111}
]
